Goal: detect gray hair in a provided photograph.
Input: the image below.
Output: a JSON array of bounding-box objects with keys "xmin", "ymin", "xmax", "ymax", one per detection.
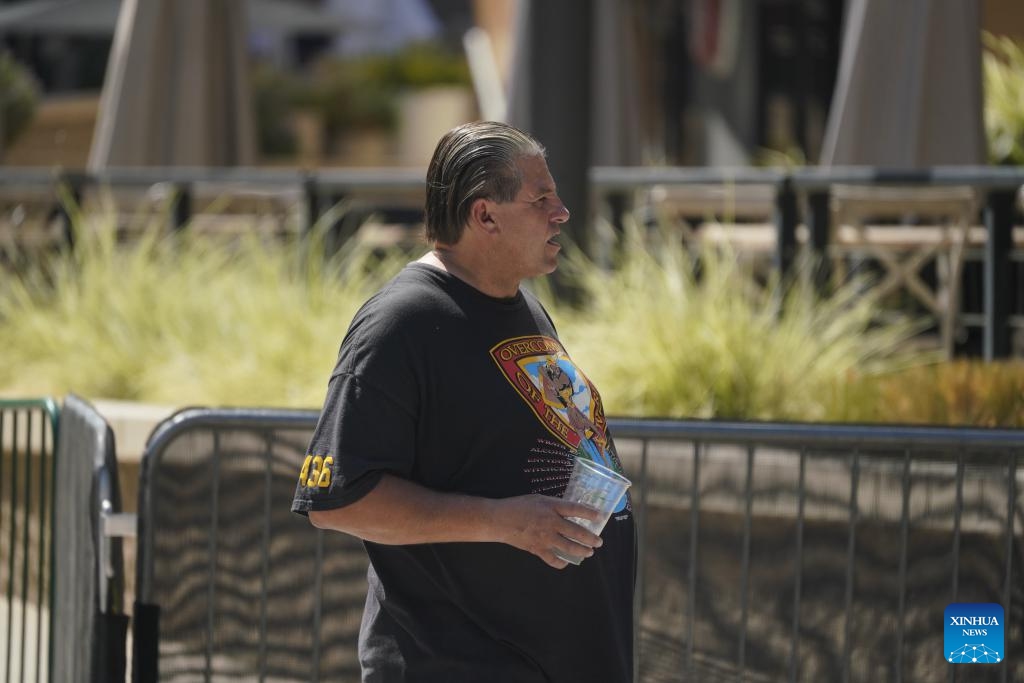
[{"xmin": 424, "ymin": 121, "xmax": 546, "ymax": 244}]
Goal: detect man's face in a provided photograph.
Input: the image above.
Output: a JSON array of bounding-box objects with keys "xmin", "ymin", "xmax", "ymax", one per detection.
[{"xmin": 489, "ymin": 155, "xmax": 569, "ymax": 280}]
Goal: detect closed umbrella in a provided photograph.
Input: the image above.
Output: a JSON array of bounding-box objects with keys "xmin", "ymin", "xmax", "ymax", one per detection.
[
  {"xmin": 0, "ymin": 0, "xmax": 356, "ymax": 36},
  {"xmin": 818, "ymin": 0, "xmax": 985, "ymax": 360},
  {"xmin": 505, "ymin": 0, "xmax": 644, "ymax": 257},
  {"xmin": 819, "ymin": 0, "xmax": 985, "ymax": 166},
  {"xmin": 88, "ymin": 0, "xmax": 254, "ymax": 168}
]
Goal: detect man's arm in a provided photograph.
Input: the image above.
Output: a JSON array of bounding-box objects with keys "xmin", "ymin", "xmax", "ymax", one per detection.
[{"xmin": 308, "ymin": 473, "xmax": 605, "ymax": 569}]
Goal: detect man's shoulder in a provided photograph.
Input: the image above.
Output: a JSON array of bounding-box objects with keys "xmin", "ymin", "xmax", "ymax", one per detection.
[
  {"xmin": 350, "ymin": 265, "xmax": 455, "ymax": 334},
  {"xmin": 367, "ymin": 263, "xmax": 452, "ymax": 310}
]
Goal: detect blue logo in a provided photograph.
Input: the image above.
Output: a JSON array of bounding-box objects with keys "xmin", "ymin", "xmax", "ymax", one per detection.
[{"xmin": 945, "ymin": 603, "xmax": 1004, "ymax": 664}]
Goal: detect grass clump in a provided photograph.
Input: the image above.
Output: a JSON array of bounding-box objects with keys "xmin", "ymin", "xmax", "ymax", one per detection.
[
  {"xmin": 831, "ymin": 361, "xmax": 1024, "ymax": 427},
  {"xmin": 983, "ymin": 31, "xmax": 1024, "ymax": 165},
  {"xmin": 4, "ymin": 208, "xmax": 1020, "ymax": 427},
  {"xmin": 0, "ymin": 207, "xmax": 405, "ymax": 407},
  {"xmin": 538, "ymin": 226, "xmax": 926, "ymax": 421}
]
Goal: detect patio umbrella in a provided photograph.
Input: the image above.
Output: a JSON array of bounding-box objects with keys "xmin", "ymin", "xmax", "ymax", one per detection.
[
  {"xmin": 0, "ymin": 0, "xmax": 355, "ymax": 36},
  {"xmin": 505, "ymin": 0, "xmax": 644, "ymax": 255},
  {"xmin": 819, "ymin": 0, "xmax": 985, "ymax": 166},
  {"xmin": 87, "ymin": 0, "xmax": 255, "ymax": 167},
  {"xmin": 591, "ymin": 0, "xmax": 643, "ymax": 167}
]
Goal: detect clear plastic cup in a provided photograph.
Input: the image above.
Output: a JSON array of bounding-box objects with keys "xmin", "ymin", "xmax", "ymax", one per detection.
[{"xmin": 554, "ymin": 456, "xmax": 632, "ymax": 565}]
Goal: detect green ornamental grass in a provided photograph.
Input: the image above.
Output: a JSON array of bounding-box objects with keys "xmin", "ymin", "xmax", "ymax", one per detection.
[
  {"xmin": 983, "ymin": 31, "xmax": 1024, "ymax": 165},
  {"xmin": 537, "ymin": 224, "xmax": 927, "ymax": 421},
  {"xmin": 2, "ymin": 207, "xmax": 1001, "ymax": 425},
  {"xmin": 0, "ymin": 205, "xmax": 404, "ymax": 407}
]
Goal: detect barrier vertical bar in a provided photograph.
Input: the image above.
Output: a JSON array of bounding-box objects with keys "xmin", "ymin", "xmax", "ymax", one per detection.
[
  {"xmin": 948, "ymin": 452, "xmax": 965, "ymax": 683},
  {"xmin": 33, "ymin": 407, "xmax": 44, "ymax": 683},
  {"xmin": 789, "ymin": 448, "xmax": 807, "ymax": 683},
  {"xmin": 983, "ymin": 189, "xmax": 1015, "ymax": 360},
  {"xmin": 951, "ymin": 452, "xmax": 964, "ymax": 602},
  {"xmin": 738, "ymin": 446, "xmax": 754, "ymax": 677},
  {"xmin": 896, "ymin": 449, "xmax": 911, "ymax": 683},
  {"xmin": 259, "ymin": 432, "xmax": 273, "ymax": 683},
  {"xmin": 204, "ymin": 431, "xmax": 222, "ymax": 683},
  {"xmin": 842, "ymin": 451, "xmax": 860, "ymax": 683},
  {"xmin": 1000, "ymin": 452, "xmax": 1017, "ymax": 683},
  {"xmin": 6, "ymin": 410, "xmax": 19, "ymax": 683},
  {"xmin": 686, "ymin": 442, "xmax": 701, "ymax": 676},
  {"xmin": 632, "ymin": 438, "xmax": 649, "ymax": 683},
  {"xmin": 311, "ymin": 530, "xmax": 324, "ymax": 683},
  {"xmin": 18, "ymin": 412, "xmax": 32, "ymax": 683},
  {"xmin": 43, "ymin": 399, "xmax": 57, "ymax": 683}
]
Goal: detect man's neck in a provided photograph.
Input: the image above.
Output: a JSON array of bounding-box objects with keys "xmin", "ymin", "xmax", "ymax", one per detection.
[{"xmin": 419, "ymin": 246, "xmax": 520, "ymax": 299}]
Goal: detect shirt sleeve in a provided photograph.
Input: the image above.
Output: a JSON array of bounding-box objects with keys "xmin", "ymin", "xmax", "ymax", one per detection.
[{"xmin": 291, "ymin": 299, "xmax": 420, "ymax": 515}]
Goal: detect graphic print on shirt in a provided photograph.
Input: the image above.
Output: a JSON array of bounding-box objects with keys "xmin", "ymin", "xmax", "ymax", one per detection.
[{"xmin": 490, "ymin": 335, "xmax": 629, "ymax": 513}]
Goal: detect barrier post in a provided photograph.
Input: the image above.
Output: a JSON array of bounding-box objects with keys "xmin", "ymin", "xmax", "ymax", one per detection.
[
  {"xmin": 806, "ymin": 189, "xmax": 832, "ymax": 291},
  {"xmin": 774, "ymin": 176, "xmax": 799, "ymax": 280},
  {"xmin": 984, "ymin": 189, "xmax": 1015, "ymax": 360}
]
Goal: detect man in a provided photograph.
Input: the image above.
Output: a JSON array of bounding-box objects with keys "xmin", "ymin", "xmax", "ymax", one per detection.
[{"xmin": 292, "ymin": 121, "xmax": 635, "ymax": 682}]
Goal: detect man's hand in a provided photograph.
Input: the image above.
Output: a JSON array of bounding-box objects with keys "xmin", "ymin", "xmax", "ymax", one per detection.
[{"xmin": 490, "ymin": 494, "xmax": 606, "ymax": 569}]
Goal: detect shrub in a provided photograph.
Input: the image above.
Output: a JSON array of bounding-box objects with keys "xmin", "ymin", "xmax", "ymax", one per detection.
[
  {"xmin": 0, "ymin": 53, "xmax": 40, "ymax": 148},
  {"xmin": 0, "ymin": 204, "xmax": 405, "ymax": 406},
  {"xmin": 4, "ymin": 210, "xmax": 1022, "ymax": 428},
  {"xmin": 832, "ymin": 361, "xmax": 1024, "ymax": 427},
  {"xmin": 535, "ymin": 225, "xmax": 926, "ymax": 421},
  {"xmin": 983, "ymin": 32, "xmax": 1024, "ymax": 165}
]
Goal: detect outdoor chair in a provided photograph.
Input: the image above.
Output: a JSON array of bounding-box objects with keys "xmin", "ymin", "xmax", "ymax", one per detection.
[{"xmin": 830, "ymin": 184, "xmax": 979, "ymax": 358}]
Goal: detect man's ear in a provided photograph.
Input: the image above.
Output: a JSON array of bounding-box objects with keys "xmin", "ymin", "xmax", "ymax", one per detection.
[{"xmin": 468, "ymin": 198, "xmax": 500, "ymax": 235}]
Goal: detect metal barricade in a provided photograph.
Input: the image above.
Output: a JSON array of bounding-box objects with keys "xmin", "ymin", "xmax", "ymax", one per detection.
[
  {"xmin": 51, "ymin": 394, "xmax": 128, "ymax": 683},
  {"xmin": 133, "ymin": 408, "xmax": 367, "ymax": 683},
  {"xmin": 131, "ymin": 409, "xmax": 1023, "ymax": 683},
  {"xmin": 611, "ymin": 419, "xmax": 1023, "ymax": 683},
  {"xmin": 0, "ymin": 397, "xmax": 58, "ymax": 683}
]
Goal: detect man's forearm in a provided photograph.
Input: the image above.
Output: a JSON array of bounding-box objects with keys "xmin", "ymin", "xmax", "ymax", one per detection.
[
  {"xmin": 307, "ymin": 473, "xmax": 606, "ymax": 569},
  {"xmin": 308, "ymin": 473, "xmax": 502, "ymax": 544}
]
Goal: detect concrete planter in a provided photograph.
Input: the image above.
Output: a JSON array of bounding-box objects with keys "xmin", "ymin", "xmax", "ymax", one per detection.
[{"xmin": 396, "ymin": 86, "xmax": 475, "ymax": 166}]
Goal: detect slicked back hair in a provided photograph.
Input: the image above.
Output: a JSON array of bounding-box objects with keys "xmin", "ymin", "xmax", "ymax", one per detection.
[{"xmin": 424, "ymin": 121, "xmax": 546, "ymax": 245}]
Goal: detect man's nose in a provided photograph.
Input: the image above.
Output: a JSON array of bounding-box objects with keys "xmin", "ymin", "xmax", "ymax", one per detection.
[{"xmin": 551, "ymin": 198, "xmax": 570, "ymax": 223}]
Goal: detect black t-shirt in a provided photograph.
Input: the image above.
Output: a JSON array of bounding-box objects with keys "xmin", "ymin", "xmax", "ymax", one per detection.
[{"xmin": 292, "ymin": 263, "xmax": 635, "ymax": 683}]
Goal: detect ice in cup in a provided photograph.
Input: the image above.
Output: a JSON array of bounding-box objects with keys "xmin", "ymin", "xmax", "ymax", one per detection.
[{"xmin": 554, "ymin": 456, "xmax": 632, "ymax": 565}]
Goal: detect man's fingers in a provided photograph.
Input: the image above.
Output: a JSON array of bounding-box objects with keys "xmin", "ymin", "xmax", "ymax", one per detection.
[
  {"xmin": 541, "ymin": 538, "xmax": 592, "ymax": 569},
  {"xmin": 554, "ymin": 499, "xmax": 604, "ymax": 522},
  {"xmin": 540, "ymin": 550, "xmax": 572, "ymax": 570},
  {"xmin": 558, "ymin": 517, "xmax": 603, "ymax": 548}
]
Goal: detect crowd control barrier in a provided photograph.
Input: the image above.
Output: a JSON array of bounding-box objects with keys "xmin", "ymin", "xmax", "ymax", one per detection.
[
  {"xmin": 0, "ymin": 397, "xmax": 58, "ymax": 683},
  {"xmin": 46, "ymin": 405, "xmax": 1023, "ymax": 682},
  {"xmin": 51, "ymin": 395, "xmax": 129, "ymax": 683},
  {"xmin": 610, "ymin": 419, "xmax": 1023, "ymax": 683},
  {"xmin": 132, "ymin": 408, "xmax": 367, "ymax": 683}
]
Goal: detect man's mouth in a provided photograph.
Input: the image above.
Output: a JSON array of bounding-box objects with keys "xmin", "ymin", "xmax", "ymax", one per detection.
[{"xmin": 547, "ymin": 234, "xmax": 560, "ymax": 246}]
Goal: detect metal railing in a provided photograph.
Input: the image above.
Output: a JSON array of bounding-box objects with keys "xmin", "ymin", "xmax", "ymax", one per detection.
[
  {"xmin": 592, "ymin": 165, "xmax": 1024, "ymax": 360},
  {"xmin": 0, "ymin": 397, "xmax": 58, "ymax": 683},
  {"xmin": 117, "ymin": 408, "xmax": 1024, "ymax": 683},
  {"xmin": 50, "ymin": 395, "xmax": 128, "ymax": 683},
  {"xmin": 2, "ymin": 164, "xmax": 1022, "ymax": 356},
  {"xmin": 610, "ymin": 418, "xmax": 1023, "ymax": 683},
  {"xmin": 132, "ymin": 407, "xmax": 366, "ymax": 683}
]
